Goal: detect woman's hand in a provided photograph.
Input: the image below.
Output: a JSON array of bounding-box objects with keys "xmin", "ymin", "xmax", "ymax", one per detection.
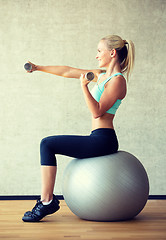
[
  {"xmin": 80, "ymin": 73, "xmax": 91, "ymax": 87},
  {"xmin": 26, "ymin": 61, "xmax": 38, "ymax": 73}
]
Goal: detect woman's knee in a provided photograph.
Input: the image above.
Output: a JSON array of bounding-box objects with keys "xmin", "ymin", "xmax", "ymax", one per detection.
[
  {"xmin": 40, "ymin": 137, "xmax": 57, "ymax": 166},
  {"xmin": 40, "ymin": 137, "xmax": 50, "ymax": 151}
]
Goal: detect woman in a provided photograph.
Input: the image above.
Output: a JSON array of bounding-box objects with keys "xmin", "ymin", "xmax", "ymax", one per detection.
[{"xmin": 22, "ymin": 35, "xmax": 135, "ymax": 222}]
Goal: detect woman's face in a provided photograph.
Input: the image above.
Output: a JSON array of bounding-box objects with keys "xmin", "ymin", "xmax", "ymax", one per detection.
[{"xmin": 96, "ymin": 40, "xmax": 112, "ymax": 68}]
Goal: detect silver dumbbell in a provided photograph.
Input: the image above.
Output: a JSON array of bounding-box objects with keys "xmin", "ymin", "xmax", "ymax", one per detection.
[
  {"xmin": 24, "ymin": 63, "xmax": 32, "ymax": 71},
  {"xmin": 85, "ymin": 72, "xmax": 95, "ymax": 81}
]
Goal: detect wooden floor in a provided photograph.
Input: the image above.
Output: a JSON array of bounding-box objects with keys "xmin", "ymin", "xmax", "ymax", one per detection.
[{"xmin": 0, "ymin": 200, "xmax": 166, "ymax": 240}]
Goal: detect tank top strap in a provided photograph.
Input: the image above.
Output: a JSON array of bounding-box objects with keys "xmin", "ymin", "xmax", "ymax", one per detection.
[
  {"xmin": 97, "ymin": 72, "xmax": 106, "ymax": 83},
  {"xmin": 103, "ymin": 72, "xmax": 124, "ymax": 85}
]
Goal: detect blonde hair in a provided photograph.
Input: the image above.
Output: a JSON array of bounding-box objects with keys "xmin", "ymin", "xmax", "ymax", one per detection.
[{"xmin": 101, "ymin": 35, "xmax": 135, "ymax": 80}]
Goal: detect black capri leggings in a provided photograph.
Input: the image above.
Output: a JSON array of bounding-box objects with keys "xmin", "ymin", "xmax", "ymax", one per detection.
[{"xmin": 40, "ymin": 128, "xmax": 119, "ymax": 166}]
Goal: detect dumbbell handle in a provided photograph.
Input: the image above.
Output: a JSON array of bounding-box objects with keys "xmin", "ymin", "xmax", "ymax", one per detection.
[{"xmin": 85, "ymin": 72, "xmax": 94, "ymax": 81}]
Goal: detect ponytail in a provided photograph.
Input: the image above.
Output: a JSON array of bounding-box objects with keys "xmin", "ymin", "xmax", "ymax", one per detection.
[{"xmin": 122, "ymin": 39, "xmax": 135, "ymax": 80}]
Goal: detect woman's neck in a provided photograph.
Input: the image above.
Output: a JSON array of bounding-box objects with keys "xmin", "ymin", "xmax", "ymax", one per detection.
[{"xmin": 105, "ymin": 61, "xmax": 121, "ymax": 77}]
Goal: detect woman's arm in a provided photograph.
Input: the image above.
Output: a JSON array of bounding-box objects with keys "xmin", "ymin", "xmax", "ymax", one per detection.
[
  {"xmin": 81, "ymin": 74, "xmax": 126, "ymax": 118},
  {"xmin": 37, "ymin": 65, "xmax": 88, "ymax": 78},
  {"xmin": 27, "ymin": 61, "xmax": 101, "ymax": 80}
]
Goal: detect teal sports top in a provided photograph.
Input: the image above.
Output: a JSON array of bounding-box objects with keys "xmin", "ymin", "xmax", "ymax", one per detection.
[{"xmin": 91, "ymin": 72, "xmax": 124, "ymax": 115}]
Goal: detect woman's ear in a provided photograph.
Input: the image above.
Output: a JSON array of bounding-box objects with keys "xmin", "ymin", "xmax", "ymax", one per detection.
[{"xmin": 110, "ymin": 49, "xmax": 116, "ymax": 58}]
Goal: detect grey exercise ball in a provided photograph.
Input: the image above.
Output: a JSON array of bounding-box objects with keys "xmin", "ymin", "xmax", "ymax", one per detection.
[{"xmin": 62, "ymin": 151, "xmax": 149, "ymax": 221}]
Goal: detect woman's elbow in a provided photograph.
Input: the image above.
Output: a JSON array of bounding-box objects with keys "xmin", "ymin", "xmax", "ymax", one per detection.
[
  {"xmin": 92, "ymin": 105, "xmax": 105, "ymax": 119},
  {"xmin": 93, "ymin": 114, "xmax": 99, "ymax": 119},
  {"xmin": 92, "ymin": 112, "xmax": 104, "ymax": 119}
]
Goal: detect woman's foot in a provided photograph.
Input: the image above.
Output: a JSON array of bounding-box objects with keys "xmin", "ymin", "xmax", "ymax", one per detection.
[{"xmin": 22, "ymin": 195, "xmax": 60, "ymax": 222}]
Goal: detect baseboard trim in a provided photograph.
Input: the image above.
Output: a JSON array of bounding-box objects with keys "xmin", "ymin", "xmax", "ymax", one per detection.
[
  {"xmin": 0, "ymin": 195, "xmax": 64, "ymax": 200},
  {"xmin": 148, "ymin": 195, "xmax": 166, "ymax": 200},
  {"xmin": 0, "ymin": 195, "xmax": 166, "ymax": 200}
]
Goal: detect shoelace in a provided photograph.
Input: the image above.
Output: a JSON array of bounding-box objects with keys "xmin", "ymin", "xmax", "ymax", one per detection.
[{"xmin": 26, "ymin": 199, "xmax": 43, "ymax": 216}]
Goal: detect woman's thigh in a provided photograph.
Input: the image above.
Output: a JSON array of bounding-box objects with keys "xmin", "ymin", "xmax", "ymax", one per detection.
[{"xmin": 40, "ymin": 134, "xmax": 99, "ymax": 159}]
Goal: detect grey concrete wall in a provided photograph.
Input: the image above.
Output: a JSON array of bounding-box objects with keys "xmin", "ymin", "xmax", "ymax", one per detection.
[{"xmin": 0, "ymin": 0, "xmax": 165, "ymax": 195}]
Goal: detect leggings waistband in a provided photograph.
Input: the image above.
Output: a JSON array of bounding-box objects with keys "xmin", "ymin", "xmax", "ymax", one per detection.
[{"xmin": 91, "ymin": 128, "xmax": 116, "ymax": 136}]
